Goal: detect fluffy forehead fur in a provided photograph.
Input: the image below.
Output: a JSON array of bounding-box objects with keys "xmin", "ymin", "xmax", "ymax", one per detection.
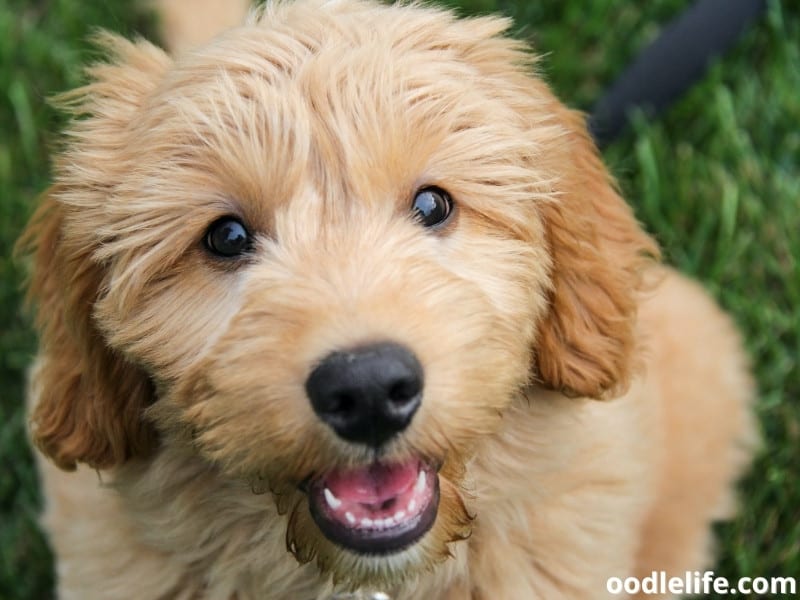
[{"xmin": 23, "ymin": 0, "xmax": 661, "ymax": 591}]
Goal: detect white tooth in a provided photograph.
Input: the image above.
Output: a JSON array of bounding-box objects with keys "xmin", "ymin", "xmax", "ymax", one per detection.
[
  {"xmin": 374, "ymin": 518, "xmax": 385, "ymax": 528},
  {"xmin": 345, "ymin": 512, "xmax": 356, "ymax": 524},
  {"xmin": 394, "ymin": 510, "xmax": 406, "ymax": 521},
  {"xmin": 324, "ymin": 488, "xmax": 342, "ymax": 510},
  {"xmin": 385, "ymin": 517, "xmax": 395, "ymax": 527},
  {"xmin": 414, "ymin": 470, "xmax": 426, "ymax": 494},
  {"xmin": 361, "ymin": 517, "xmax": 374, "ymax": 527},
  {"xmin": 408, "ymin": 499, "xmax": 417, "ymax": 513}
]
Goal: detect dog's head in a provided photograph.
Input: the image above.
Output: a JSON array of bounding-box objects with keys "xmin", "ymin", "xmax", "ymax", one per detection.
[{"xmin": 23, "ymin": 0, "xmax": 656, "ymax": 588}]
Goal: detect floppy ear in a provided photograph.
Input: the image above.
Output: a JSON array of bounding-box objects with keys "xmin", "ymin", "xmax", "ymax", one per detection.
[
  {"xmin": 535, "ymin": 108, "xmax": 659, "ymax": 400},
  {"xmin": 22, "ymin": 193, "xmax": 158, "ymax": 471},
  {"xmin": 19, "ymin": 35, "xmax": 171, "ymax": 470}
]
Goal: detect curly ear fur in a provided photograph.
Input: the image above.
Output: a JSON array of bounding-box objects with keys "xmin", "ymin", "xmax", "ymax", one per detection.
[
  {"xmin": 536, "ymin": 108, "xmax": 659, "ymax": 400},
  {"xmin": 19, "ymin": 35, "xmax": 171, "ymax": 470},
  {"xmin": 21, "ymin": 193, "xmax": 157, "ymax": 471}
]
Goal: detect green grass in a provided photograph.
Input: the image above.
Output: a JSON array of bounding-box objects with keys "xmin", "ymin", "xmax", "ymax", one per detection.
[{"xmin": 1, "ymin": 0, "xmax": 797, "ymax": 598}]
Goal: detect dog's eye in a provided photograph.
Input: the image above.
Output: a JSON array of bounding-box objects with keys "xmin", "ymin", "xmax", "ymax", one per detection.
[
  {"xmin": 411, "ymin": 187, "xmax": 453, "ymax": 228},
  {"xmin": 204, "ymin": 217, "xmax": 252, "ymax": 257}
]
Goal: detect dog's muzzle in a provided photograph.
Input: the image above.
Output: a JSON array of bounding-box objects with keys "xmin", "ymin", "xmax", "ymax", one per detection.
[{"xmin": 304, "ymin": 342, "xmax": 438, "ymax": 554}]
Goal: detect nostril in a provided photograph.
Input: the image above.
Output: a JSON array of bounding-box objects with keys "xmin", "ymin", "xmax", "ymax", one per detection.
[
  {"xmin": 329, "ymin": 391, "xmax": 356, "ymax": 416},
  {"xmin": 388, "ymin": 378, "xmax": 421, "ymax": 406}
]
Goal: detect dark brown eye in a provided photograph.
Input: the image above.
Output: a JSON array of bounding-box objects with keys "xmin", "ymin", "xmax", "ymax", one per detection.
[
  {"xmin": 204, "ymin": 217, "xmax": 251, "ymax": 257},
  {"xmin": 411, "ymin": 187, "xmax": 454, "ymax": 228}
]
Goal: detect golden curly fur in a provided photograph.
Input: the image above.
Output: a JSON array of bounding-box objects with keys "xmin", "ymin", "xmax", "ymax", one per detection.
[{"xmin": 21, "ymin": 1, "xmax": 756, "ymax": 598}]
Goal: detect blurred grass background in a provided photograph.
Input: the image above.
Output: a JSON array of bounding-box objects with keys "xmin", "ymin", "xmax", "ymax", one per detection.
[{"xmin": 0, "ymin": 0, "xmax": 797, "ymax": 597}]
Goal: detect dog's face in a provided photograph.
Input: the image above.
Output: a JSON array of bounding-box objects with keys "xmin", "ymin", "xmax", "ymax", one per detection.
[{"xmin": 24, "ymin": 0, "xmax": 655, "ymax": 588}]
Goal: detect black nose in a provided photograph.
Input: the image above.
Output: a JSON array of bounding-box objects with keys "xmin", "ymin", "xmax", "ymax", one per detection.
[{"xmin": 305, "ymin": 342, "xmax": 423, "ymax": 447}]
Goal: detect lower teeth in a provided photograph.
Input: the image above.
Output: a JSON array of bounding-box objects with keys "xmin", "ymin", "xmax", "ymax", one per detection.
[{"xmin": 320, "ymin": 467, "xmax": 429, "ymax": 529}]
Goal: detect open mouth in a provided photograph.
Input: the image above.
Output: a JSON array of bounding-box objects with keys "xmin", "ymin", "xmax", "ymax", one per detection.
[{"xmin": 308, "ymin": 458, "xmax": 439, "ymax": 555}]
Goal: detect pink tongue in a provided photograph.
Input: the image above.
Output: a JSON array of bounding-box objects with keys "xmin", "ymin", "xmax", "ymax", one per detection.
[{"xmin": 325, "ymin": 461, "xmax": 418, "ymax": 505}]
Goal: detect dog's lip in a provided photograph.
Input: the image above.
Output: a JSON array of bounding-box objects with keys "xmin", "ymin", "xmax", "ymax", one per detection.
[{"xmin": 307, "ymin": 459, "xmax": 439, "ymax": 555}]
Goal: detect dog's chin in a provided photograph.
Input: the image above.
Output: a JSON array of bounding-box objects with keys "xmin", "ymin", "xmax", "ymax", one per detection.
[{"xmin": 308, "ymin": 458, "xmax": 440, "ymax": 556}]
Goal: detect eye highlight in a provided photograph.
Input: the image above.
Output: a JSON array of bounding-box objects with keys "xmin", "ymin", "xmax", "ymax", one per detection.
[
  {"xmin": 204, "ymin": 217, "xmax": 252, "ymax": 258},
  {"xmin": 411, "ymin": 187, "xmax": 454, "ymax": 228}
]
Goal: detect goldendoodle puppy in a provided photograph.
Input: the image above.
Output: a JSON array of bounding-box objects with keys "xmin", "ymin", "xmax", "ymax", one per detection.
[{"xmin": 21, "ymin": 0, "xmax": 756, "ymax": 598}]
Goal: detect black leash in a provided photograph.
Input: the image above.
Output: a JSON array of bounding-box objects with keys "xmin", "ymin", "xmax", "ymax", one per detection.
[{"xmin": 588, "ymin": 0, "xmax": 767, "ymax": 148}]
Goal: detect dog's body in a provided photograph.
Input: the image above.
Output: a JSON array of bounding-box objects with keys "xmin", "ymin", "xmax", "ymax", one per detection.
[{"xmin": 24, "ymin": 1, "xmax": 755, "ymax": 598}]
